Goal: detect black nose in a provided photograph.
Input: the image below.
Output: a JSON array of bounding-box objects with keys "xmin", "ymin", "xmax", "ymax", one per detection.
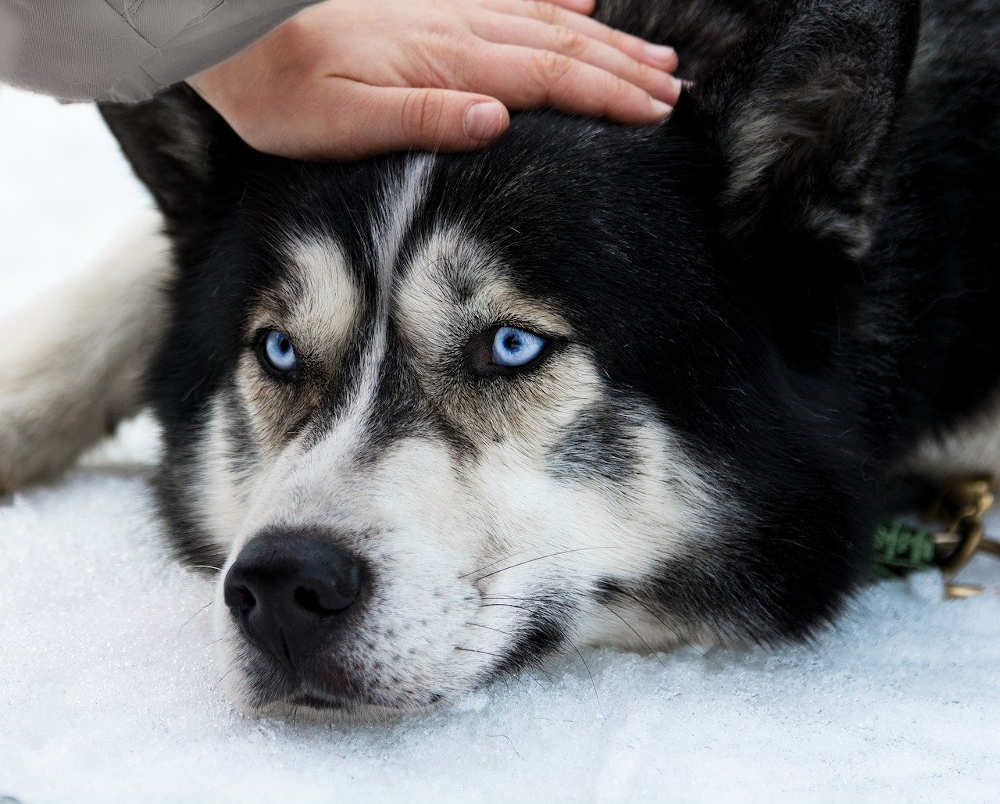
[{"xmin": 223, "ymin": 530, "xmax": 364, "ymax": 670}]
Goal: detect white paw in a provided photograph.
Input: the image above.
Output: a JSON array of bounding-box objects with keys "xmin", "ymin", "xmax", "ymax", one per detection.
[
  {"xmin": 0, "ymin": 213, "xmax": 173, "ymax": 491},
  {"xmin": 0, "ymin": 314, "xmax": 125, "ymax": 490}
]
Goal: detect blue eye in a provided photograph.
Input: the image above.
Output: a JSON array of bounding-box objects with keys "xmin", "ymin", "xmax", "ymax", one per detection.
[
  {"xmin": 491, "ymin": 326, "xmax": 548, "ymax": 368},
  {"xmin": 262, "ymin": 329, "xmax": 298, "ymax": 373}
]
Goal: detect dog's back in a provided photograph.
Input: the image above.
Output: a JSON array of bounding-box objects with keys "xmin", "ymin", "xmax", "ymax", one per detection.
[
  {"xmin": 606, "ymin": 0, "xmax": 1000, "ymax": 474},
  {"xmin": 875, "ymin": 0, "xmax": 1000, "ymax": 457}
]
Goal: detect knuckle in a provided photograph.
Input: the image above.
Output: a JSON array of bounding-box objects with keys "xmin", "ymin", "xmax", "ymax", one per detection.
[
  {"xmin": 530, "ymin": 0, "xmax": 560, "ymax": 25},
  {"xmin": 550, "ymin": 25, "xmax": 583, "ymax": 56},
  {"xmin": 269, "ymin": 13, "xmax": 307, "ymax": 47},
  {"xmin": 631, "ymin": 62, "xmax": 655, "ymax": 87},
  {"xmin": 267, "ymin": 14, "xmax": 331, "ymax": 78},
  {"xmin": 596, "ymin": 72, "xmax": 638, "ymax": 115},
  {"xmin": 604, "ymin": 70, "xmax": 632, "ymax": 97},
  {"xmin": 400, "ymin": 91, "xmax": 446, "ymax": 138},
  {"xmin": 535, "ymin": 49, "xmax": 574, "ymax": 87},
  {"xmin": 416, "ymin": 33, "xmax": 466, "ymax": 88},
  {"xmin": 269, "ymin": 15, "xmax": 313, "ymax": 59},
  {"xmin": 607, "ymin": 28, "xmax": 635, "ymax": 55}
]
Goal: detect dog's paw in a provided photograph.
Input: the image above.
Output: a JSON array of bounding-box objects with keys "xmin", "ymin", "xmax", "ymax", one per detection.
[
  {"xmin": 0, "ymin": 337, "xmax": 112, "ymax": 490},
  {"xmin": 0, "ymin": 214, "xmax": 173, "ymax": 491},
  {"xmin": 0, "ymin": 285, "xmax": 158, "ymax": 491}
]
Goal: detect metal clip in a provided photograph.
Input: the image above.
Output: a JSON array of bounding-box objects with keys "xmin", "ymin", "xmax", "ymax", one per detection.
[
  {"xmin": 921, "ymin": 475, "xmax": 1000, "ymax": 599},
  {"xmin": 922, "ymin": 475, "xmax": 994, "ymax": 525}
]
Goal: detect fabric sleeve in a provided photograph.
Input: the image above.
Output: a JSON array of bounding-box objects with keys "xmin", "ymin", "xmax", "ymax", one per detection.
[{"xmin": 0, "ymin": 0, "xmax": 320, "ymax": 103}]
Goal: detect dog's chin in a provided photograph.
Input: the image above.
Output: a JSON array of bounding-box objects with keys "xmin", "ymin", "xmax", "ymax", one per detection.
[
  {"xmin": 240, "ymin": 688, "xmax": 444, "ymax": 723},
  {"xmin": 250, "ymin": 694, "xmax": 422, "ymax": 723},
  {"xmin": 221, "ymin": 657, "xmax": 446, "ymax": 722}
]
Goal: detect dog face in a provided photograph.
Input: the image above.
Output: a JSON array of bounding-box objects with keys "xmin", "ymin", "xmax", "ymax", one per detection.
[
  {"xmin": 161, "ymin": 126, "xmax": 726, "ymax": 715},
  {"xmin": 101, "ymin": 0, "xmax": 918, "ymax": 716}
]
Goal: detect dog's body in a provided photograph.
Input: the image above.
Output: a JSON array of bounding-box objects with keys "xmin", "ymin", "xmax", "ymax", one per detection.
[{"xmin": 1, "ymin": 0, "xmax": 998, "ymax": 717}]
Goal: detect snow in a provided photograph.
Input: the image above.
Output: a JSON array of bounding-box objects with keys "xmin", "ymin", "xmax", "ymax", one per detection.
[{"xmin": 1, "ymin": 85, "xmax": 999, "ymax": 802}]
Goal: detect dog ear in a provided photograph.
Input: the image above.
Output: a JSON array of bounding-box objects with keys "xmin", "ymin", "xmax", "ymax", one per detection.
[
  {"xmin": 681, "ymin": 0, "xmax": 920, "ymax": 257},
  {"xmin": 99, "ymin": 84, "xmax": 249, "ymax": 224}
]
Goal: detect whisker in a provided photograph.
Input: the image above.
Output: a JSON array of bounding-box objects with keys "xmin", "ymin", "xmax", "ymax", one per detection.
[
  {"xmin": 457, "ymin": 646, "xmax": 558, "ymax": 684},
  {"xmin": 177, "ymin": 599, "xmax": 214, "ymax": 635},
  {"xmin": 188, "ymin": 564, "xmax": 222, "ymax": 572},
  {"xmin": 479, "ymin": 603, "xmax": 532, "ymax": 612},
  {"xmin": 601, "ymin": 603, "xmax": 668, "ymax": 667},
  {"xmin": 465, "ymin": 622, "xmax": 514, "ymax": 637},
  {"xmin": 567, "ymin": 639, "xmax": 602, "ymax": 714},
  {"xmin": 199, "ymin": 636, "xmax": 232, "ymax": 649},
  {"xmin": 455, "ymin": 646, "xmax": 508, "ymax": 660},
  {"xmin": 212, "ymin": 660, "xmax": 239, "ymax": 691},
  {"xmin": 488, "ymin": 733, "xmax": 524, "ymax": 761},
  {"xmin": 614, "ymin": 588, "xmax": 675, "ymax": 634},
  {"xmin": 459, "ymin": 547, "xmax": 542, "ymax": 580},
  {"xmin": 481, "ymin": 593, "xmax": 540, "ymax": 601},
  {"xmin": 471, "ymin": 547, "xmax": 620, "ymax": 583}
]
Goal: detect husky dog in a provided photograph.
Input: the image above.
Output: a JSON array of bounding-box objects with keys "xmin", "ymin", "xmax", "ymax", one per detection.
[{"xmin": 1, "ymin": 0, "xmax": 998, "ymax": 717}]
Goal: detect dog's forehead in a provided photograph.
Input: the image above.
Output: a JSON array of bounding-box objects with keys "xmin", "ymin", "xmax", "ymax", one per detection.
[
  {"xmin": 253, "ymin": 115, "xmax": 699, "ymax": 355},
  {"xmin": 267, "ymin": 152, "xmax": 571, "ymax": 329},
  {"xmin": 258, "ymin": 236, "xmax": 360, "ymax": 343},
  {"xmin": 393, "ymin": 227, "xmax": 574, "ymax": 340}
]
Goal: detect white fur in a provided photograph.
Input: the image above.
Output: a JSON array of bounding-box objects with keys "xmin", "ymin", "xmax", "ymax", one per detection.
[
  {"xmin": 904, "ymin": 391, "xmax": 1000, "ymax": 480},
  {"xmin": 207, "ymin": 213, "xmax": 718, "ymax": 714},
  {"xmin": 0, "ymin": 212, "xmax": 173, "ymax": 491}
]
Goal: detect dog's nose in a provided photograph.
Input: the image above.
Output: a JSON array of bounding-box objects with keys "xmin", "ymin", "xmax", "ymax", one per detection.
[{"xmin": 223, "ymin": 530, "xmax": 364, "ymax": 669}]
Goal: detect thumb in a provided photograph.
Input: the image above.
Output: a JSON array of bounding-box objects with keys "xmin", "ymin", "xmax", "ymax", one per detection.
[{"xmin": 324, "ymin": 82, "xmax": 511, "ymax": 158}]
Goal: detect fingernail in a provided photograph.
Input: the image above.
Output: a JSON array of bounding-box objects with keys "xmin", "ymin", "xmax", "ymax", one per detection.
[
  {"xmin": 464, "ymin": 102, "xmax": 507, "ymax": 141},
  {"xmin": 650, "ymin": 98, "xmax": 673, "ymax": 119},
  {"xmin": 645, "ymin": 43, "xmax": 675, "ymax": 64}
]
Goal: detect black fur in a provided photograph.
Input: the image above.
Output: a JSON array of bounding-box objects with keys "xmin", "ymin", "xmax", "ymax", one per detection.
[
  {"xmin": 546, "ymin": 399, "xmax": 640, "ymax": 485},
  {"xmin": 100, "ymin": 0, "xmax": 999, "ymax": 670}
]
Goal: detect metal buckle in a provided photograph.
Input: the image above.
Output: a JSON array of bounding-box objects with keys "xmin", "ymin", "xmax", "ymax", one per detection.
[{"xmin": 921, "ymin": 475, "xmax": 1000, "ymax": 598}]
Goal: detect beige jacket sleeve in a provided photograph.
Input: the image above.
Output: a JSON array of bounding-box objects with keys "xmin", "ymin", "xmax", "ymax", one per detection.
[{"xmin": 0, "ymin": 0, "xmax": 319, "ymax": 102}]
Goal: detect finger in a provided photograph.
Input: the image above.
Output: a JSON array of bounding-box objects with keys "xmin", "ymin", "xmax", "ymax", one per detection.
[
  {"xmin": 471, "ymin": 12, "xmax": 681, "ymax": 105},
  {"xmin": 458, "ymin": 43, "xmax": 671, "ymax": 125},
  {"xmin": 481, "ymin": 0, "xmax": 678, "ymax": 71},
  {"xmin": 286, "ymin": 81, "xmax": 510, "ymax": 159},
  {"xmin": 538, "ymin": 0, "xmax": 595, "ymax": 12}
]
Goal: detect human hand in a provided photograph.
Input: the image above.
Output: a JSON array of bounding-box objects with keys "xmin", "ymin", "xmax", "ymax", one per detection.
[{"xmin": 188, "ymin": 0, "xmax": 680, "ymax": 160}]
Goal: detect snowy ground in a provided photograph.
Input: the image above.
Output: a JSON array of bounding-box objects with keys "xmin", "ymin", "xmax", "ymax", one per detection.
[{"xmin": 1, "ymin": 85, "xmax": 999, "ymax": 802}]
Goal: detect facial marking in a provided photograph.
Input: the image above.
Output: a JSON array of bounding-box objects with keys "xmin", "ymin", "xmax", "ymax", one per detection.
[
  {"xmin": 393, "ymin": 226, "xmax": 591, "ymax": 447},
  {"xmin": 198, "ymin": 163, "xmax": 720, "ymax": 718},
  {"xmin": 233, "ymin": 236, "xmax": 363, "ymax": 449},
  {"xmin": 297, "ymin": 155, "xmax": 437, "ymax": 458},
  {"xmin": 546, "ymin": 398, "xmax": 641, "ymax": 485}
]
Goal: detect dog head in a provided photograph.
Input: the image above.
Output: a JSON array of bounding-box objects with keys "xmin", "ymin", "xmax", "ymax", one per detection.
[{"xmin": 102, "ymin": 0, "xmax": 918, "ymax": 717}]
